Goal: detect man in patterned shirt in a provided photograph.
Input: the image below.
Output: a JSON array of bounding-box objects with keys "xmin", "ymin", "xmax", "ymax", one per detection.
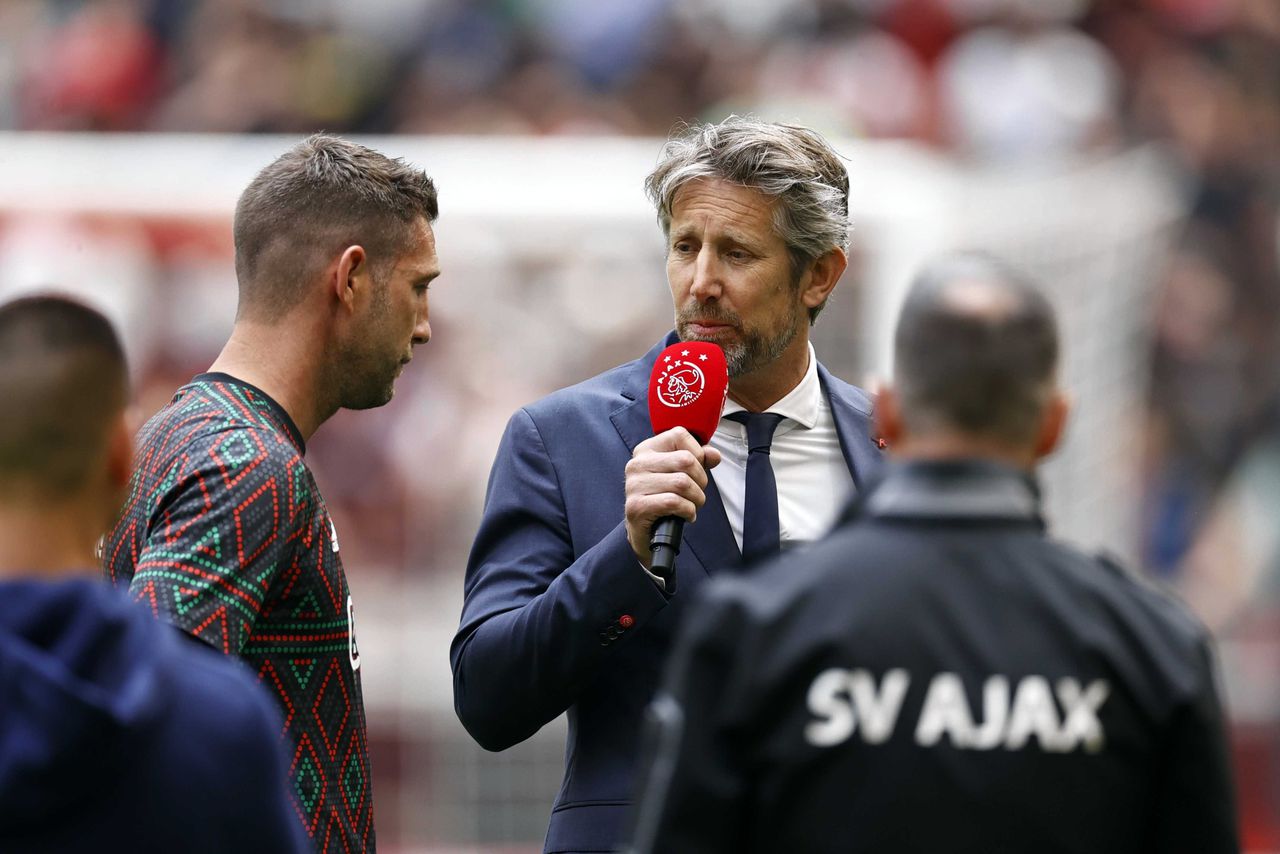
[{"xmin": 105, "ymin": 134, "xmax": 441, "ymax": 854}]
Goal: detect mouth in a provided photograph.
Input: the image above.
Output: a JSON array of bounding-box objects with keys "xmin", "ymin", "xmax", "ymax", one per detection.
[{"xmin": 685, "ymin": 321, "xmax": 735, "ymax": 336}]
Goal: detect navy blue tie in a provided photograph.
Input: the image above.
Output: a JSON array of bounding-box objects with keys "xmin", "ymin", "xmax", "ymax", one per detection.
[{"xmin": 726, "ymin": 411, "xmax": 785, "ymax": 563}]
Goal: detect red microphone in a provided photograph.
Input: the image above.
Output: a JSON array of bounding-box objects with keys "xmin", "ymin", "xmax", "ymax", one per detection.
[{"xmin": 647, "ymin": 341, "xmax": 729, "ymax": 581}]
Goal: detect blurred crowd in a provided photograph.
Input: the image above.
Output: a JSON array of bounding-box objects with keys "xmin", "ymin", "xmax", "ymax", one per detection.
[
  {"xmin": 0, "ymin": 0, "xmax": 1278, "ymax": 847},
  {"xmin": 0, "ymin": 0, "xmax": 1267, "ymax": 157},
  {"xmin": 2, "ymin": 0, "xmax": 1276, "ymax": 608}
]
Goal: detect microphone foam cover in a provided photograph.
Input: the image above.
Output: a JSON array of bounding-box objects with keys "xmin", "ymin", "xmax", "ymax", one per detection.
[{"xmin": 648, "ymin": 341, "xmax": 729, "ymax": 445}]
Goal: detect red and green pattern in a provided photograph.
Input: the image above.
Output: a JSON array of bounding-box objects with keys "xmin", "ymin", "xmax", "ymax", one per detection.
[{"xmin": 105, "ymin": 375, "xmax": 375, "ymax": 853}]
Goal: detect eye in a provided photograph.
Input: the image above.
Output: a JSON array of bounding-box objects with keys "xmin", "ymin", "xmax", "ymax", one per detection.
[{"xmin": 727, "ymin": 249, "xmax": 751, "ymax": 261}]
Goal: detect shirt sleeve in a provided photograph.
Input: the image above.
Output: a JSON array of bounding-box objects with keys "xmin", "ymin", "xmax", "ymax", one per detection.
[{"xmin": 127, "ymin": 428, "xmax": 300, "ymax": 655}]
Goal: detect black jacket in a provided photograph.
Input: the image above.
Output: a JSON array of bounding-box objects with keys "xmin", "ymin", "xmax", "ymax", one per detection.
[
  {"xmin": 0, "ymin": 578, "xmax": 307, "ymax": 853},
  {"xmin": 628, "ymin": 460, "xmax": 1239, "ymax": 854}
]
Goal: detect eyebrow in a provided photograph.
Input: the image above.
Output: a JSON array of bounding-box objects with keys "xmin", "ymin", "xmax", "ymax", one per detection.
[
  {"xmin": 722, "ymin": 230, "xmax": 764, "ymax": 249},
  {"xmin": 669, "ymin": 225, "xmax": 763, "ymax": 247},
  {"xmin": 410, "ymin": 266, "xmax": 441, "ymax": 282}
]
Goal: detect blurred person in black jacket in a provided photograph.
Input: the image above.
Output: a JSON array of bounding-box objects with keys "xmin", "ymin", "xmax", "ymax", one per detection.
[{"xmin": 627, "ymin": 253, "xmax": 1240, "ymax": 854}]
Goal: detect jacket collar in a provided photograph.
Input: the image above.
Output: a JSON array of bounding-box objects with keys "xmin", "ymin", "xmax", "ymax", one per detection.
[
  {"xmin": 817, "ymin": 363, "xmax": 880, "ymax": 491},
  {"xmin": 619, "ymin": 331, "xmax": 679, "ymax": 402},
  {"xmin": 849, "ymin": 459, "xmax": 1044, "ymax": 527}
]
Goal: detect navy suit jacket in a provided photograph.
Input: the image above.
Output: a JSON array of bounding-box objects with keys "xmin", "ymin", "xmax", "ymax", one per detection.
[{"xmin": 451, "ymin": 333, "xmax": 883, "ymax": 853}]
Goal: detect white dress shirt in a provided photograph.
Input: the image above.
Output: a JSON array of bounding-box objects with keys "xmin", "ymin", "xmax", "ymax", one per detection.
[{"xmin": 710, "ymin": 343, "xmax": 854, "ymax": 553}]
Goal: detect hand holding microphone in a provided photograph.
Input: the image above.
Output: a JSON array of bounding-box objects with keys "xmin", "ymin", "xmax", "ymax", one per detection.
[
  {"xmin": 624, "ymin": 341, "xmax": 728, "ymax": 583},
  {"xmin": 624, "ymin": 429, "xmax": 720, "ymax": 570}
]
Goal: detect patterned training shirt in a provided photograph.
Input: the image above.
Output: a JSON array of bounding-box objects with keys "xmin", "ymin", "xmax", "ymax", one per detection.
[{"xmin": 105, "ymin": 373, "xmax": 375, "ymax": 854}]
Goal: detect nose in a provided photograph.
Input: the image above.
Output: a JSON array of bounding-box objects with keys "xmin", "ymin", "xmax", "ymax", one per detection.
[
  {"xmin": 688, "ymin": 247, "xmax": 722, "ymax": 302},
  {"xmin": 412, "ymin": 311, "xmax": 431, "ymax": 346}
]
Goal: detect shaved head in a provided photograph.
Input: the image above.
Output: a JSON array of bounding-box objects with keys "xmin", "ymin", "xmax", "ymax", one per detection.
[
  {"xmin": 0, "ymin": 296, "xmax": 128, "ymax": 500},
  {"xmin": 893, "ymin": 254, "xmax": 1059, "ymax": 446}
]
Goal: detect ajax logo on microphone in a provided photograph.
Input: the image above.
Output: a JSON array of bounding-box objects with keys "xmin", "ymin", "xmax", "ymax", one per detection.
[{"xmin": 656, "ymin": 351, "xmax": 709, "ymax": 408}]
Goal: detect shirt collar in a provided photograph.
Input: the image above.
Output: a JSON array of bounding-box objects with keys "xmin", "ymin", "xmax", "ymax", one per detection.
[
  {"xmin": 721, "ymin": 342, "xmax": 821, "ymax": 429},
  {"xmin": 192, "ymin": 372, "xmax": 307, "ymax": 454},
  {"xmin": 847, "ymin": 459, "xmax": 1044, "ymax": 526}
]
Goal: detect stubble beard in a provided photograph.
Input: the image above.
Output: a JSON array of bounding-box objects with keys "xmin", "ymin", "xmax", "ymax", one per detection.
[
  {"xmin": 337, "ymin": 284, "xmax": 402, "ymax": 411},
  {"xmin": 345, "ymin": 374, "xmax": 397, "ymax": 411},
  {"xmin": 676, "ymin": 302, "xmax": 804, "ymax": 379},
  {"xmin": 333, "ymin": 347, "xmax": 399, "ymax": 411}
]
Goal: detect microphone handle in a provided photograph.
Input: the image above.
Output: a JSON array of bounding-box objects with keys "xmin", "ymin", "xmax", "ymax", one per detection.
[{"xmin": 649, "ymin": 515, "xmax": 684, "ymax": 583}]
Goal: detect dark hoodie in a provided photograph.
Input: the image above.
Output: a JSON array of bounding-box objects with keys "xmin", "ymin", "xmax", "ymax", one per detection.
[{"xmin": 0, "ymin": 578, "xmax": 307, "ymax": 853}]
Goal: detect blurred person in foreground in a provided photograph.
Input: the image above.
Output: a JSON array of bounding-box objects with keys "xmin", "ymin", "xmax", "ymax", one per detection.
[
  {"xmin": 0, "ymin": 296, "xmax": 305, "ymax": 854},
  {"xmin": 626, "ymin": 255, "xmax": 1239, "ymax": 854},
  {"xmin": 104, "ymin": 135, "xmax": 441, "ymax": 854},
  {"xmin": 452, "ymin": 116, "xmax": 883, "ymax": 852}
]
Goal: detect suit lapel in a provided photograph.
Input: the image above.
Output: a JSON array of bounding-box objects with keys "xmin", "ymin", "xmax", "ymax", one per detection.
[
  {"xmin": 611, "ymin": 334, "xmax": 741, "ymax": 579},
  {"xmin": 608, "ymin": 334, "xmax": 672, "ymax": 455},
  {"xmin": 818, "ymin": 363, "xmax": 884, "ymax": 490},
  {"xmin": 686, "ymin": 471, "xmax": 741, "ymax": 574}
]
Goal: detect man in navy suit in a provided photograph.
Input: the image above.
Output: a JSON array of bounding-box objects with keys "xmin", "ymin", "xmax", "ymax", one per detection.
[{"xmin": 451, "ymin": 117, "xmax": 884, "ymax": 853}]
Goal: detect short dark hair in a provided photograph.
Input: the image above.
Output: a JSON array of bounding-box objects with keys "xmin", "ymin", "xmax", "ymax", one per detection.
[
  {"xmin": 233, "ymin": 133, "xmax": 439, "ymax": 322},
  {"xmin": 0, "ymin": 295, "xmax": 129, "ymax": 498},
  {"xmin": 894, "ymin": 254, "xmax": 1059, "ymax": 445}
]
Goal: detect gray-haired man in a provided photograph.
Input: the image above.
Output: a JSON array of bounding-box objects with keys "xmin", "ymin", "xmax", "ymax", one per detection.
[
  {"xmin": 628, "ymin": 255, "xmax": 1238, "ymax": 853},
  {"xmin": 452, "ymin": 117, "xmax": 883, "ymax": 853}
]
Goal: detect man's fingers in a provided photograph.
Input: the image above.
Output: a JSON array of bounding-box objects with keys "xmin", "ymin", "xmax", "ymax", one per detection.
[
  {"xmin": 635, "ymin": 427, "xmax": 706, "ymax": 459},
  {"xmin": 625, "ymin": 429, "xmax": 720, "ymax": 566},
  {"xmin": 626, "ymin": 472, "xmax": 708, "ymax": 508},
  {"xmin": 626, "ymin": 493, "xmax": 699, "ymax": 525},
  {"xmin": 635, "ymin": 430, "xmax": 723, "ymax": 472},
  {"xmin": 626, "ymin": 449, "xmax": 709, "ymax": 488}
]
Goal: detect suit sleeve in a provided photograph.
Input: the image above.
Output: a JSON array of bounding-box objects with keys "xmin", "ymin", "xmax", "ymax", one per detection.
[
  {"xmin": 1150, "ymin": 635, "xmax": 1241, "ymax": 853},
  {"xmin": 450, "ymin": 407, "xmax": 672, "ymax": 750},
  {"xmin": 125, "ymin": 431, "xmax": 295, "ymax": 656},
  {"xmin": 626, "ymin": 584, "xmax": 757, "ymax": 854}
]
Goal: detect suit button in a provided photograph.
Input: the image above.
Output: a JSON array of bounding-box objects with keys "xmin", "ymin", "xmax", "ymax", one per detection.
[
  {"xmin": 606, "ymin": 627, "xmax": 620, "ymax": 640},
  {"xmin": 599, "ymin": 632, "xmax": 610, "ymax": 646},
  {"xmin": 619, "ymin": 614, "xmax": 635, "ymax": 630}
]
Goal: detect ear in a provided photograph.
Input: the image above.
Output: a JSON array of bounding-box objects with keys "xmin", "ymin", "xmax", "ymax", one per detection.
[
  {"xmin": 334, "ymin": 245, "xmax": 370, "ymax": 312},
  {"xmin": 874, "ymin": 383, "xmax": 903, "ymax": 448},
  {"xmin": 106, "ymin": 411, "xmax": 133, "ymax": 492},
  {"xmin": 800, "ymin": 248, "xmax": 848, "ymax": 312},
  {"xmin": 1033, "ymin": 390, "xmax": 1070, "ymax": 460}
]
